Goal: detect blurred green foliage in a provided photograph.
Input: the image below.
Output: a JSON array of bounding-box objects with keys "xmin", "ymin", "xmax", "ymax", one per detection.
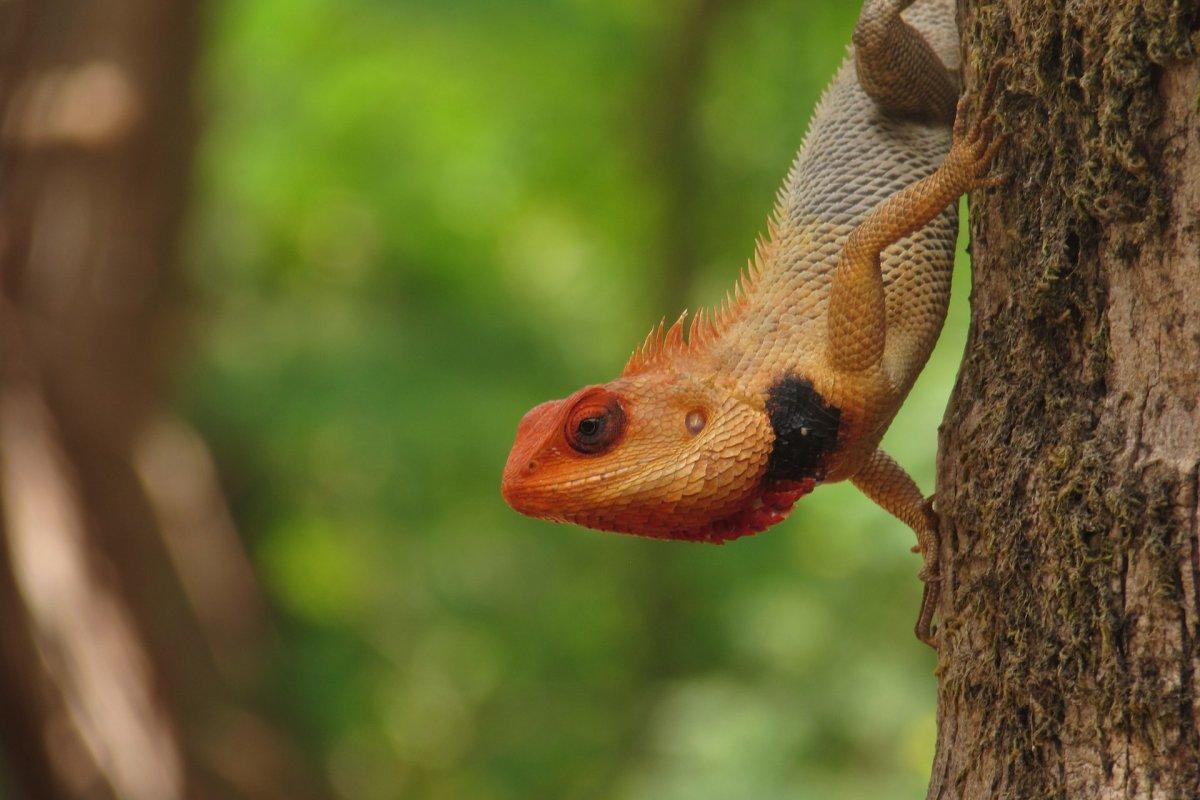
[{"xmin": 186, "ymin": 1, "xmax": 971, "ymax": 797}]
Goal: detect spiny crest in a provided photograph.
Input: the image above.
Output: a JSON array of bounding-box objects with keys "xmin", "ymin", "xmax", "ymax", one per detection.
[
  {"xmin": 622, "ymin": 226, "xmax": 777, "ymax": 376},
  {"xmin": 622, "ymin": 311, "xmax": 689, "ymax": 376}
]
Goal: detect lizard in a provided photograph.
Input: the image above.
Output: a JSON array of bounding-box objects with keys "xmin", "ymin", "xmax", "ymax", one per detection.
[{"xmin": 501, "ymin": 0, "xmax": 1002, "ymax": 647}]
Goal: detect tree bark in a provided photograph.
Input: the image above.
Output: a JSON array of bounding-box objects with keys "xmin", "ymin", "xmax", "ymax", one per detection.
[
  {"xmin": 930, "ymin": 2, "xmax": 1200, "ymax": 798},
  {"xmin": 0, "ymin": 2, "xmax": 321, "ymax": 797}
]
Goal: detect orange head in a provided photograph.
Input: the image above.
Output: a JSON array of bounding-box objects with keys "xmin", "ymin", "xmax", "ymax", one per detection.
[{"xmin": 501, "ymin": 364, "xmax": 822, "ymax": 543}]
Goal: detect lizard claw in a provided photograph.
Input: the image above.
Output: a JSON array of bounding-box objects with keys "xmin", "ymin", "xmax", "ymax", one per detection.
[
  {"xmin": 950, "ymin": 108, "xmax": 1004, "ymax": 188},
  {"xmin": 950, "ymin": 57, "xmax": 1010, "ymax": 190},
  {"xmin": 978, "ymin": 171, "xmax": 1009, "ymax": 190},
  {"xmin": 951, "ymin": 57, "xmax": 1006, "ymax": 137}
]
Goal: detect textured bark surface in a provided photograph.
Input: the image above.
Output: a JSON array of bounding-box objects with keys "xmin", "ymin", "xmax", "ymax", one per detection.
[{"xmin": 930, "ymin": 2, "xmax": 1200, "ymax": 798}]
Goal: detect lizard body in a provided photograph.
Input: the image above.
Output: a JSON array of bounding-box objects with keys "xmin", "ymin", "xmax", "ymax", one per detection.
[{"xmin": 501, "ymin": 0, "xmax": 1001, "ymax": 645}]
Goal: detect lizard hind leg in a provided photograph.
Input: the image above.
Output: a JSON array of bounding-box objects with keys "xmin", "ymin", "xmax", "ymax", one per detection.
[
  {"xmin": 851, "ymin": 449, "xmax": 942, "ymax": 647},
  {"xmin": 853, "ymin": 0, "xmax": 959, "ymax": 122}
]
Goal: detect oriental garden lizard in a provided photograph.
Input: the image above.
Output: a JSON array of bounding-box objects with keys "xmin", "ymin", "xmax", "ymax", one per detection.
[{"xmin": 501, "ymin": 0, "xmax": 1003, "ymax": 647}]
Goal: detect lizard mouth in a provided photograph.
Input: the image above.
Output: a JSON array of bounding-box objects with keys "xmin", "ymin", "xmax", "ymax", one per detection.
[{"xmin": 679, "ymin": 477, "xmax": 818, "ymax": 544}]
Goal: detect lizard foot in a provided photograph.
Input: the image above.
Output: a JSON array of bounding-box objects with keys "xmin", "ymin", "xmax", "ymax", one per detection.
[
  {"xmin": 949, "ymin": 59, "xmax": 1010, "ymax": 189},
  {"xmin": 913, "ymin": 494, "xmax": 941, "ymax": 648},
  {"xmin": 915, "ymin": 579, "xmax": 940, "ymax": 648}
]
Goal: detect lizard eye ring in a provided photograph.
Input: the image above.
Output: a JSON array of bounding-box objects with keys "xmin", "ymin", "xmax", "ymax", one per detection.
[{"xmin": 565, "ymin": 391, "xmax": 626, "ymax": 455}]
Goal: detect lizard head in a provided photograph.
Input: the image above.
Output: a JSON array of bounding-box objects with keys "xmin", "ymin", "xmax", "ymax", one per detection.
[{"xmin": 501, "ymin": 366, "xmax": 821, "ymax": 543}]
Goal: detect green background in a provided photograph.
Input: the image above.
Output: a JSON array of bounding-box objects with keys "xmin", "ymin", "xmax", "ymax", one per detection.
[{"xmin": 185, "ymin": 1, "xmax": 970, "ymax": 797}]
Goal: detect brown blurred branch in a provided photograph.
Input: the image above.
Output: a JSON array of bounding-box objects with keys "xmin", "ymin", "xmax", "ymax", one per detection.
[
  {"xmin": 0, "ymin": 374, "xmax": 184, "ymax": 800},
  {"xmin": 645, "ymin": 0, "xmax": 745, "ymax": 313},
  {"xmin": 0, "ymin": 1, "xmax": 322, "ymax": 798}
]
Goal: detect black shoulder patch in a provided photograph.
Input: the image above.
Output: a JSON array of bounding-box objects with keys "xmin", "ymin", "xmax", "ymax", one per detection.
[{"xmin": 764, "ymin": 375, "xmax": 841, "ymax": 482}]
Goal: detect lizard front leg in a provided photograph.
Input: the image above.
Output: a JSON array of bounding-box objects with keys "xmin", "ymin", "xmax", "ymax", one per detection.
[
  {"xmin": 825, "ymin": 81, "xmax": 1003, "ymax": 375},
  {"xmin": 852, "ymin": 449, "xmax": 941, "ymax": 646}
]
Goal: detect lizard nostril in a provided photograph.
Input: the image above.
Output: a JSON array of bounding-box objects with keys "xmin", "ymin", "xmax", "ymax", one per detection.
[{"xmin": 526, "ymin": 460, "xmax": 538, "ymax": 474}]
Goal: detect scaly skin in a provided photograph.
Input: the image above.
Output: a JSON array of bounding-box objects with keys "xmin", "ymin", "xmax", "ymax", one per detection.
[{"xmin": 502, "ymin": 0, "xmax": 1002, "ymax": 647}]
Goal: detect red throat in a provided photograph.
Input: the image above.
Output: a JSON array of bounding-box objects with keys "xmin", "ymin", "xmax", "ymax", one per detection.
[{"xmin": 691, "ymin": 477, "xmax": 817, "ymax": 544}]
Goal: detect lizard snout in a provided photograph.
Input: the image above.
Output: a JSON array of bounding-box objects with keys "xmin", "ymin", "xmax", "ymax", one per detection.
[{"xmin": 501, "ymin": 398, "xmax": 568, "ymax": 513}]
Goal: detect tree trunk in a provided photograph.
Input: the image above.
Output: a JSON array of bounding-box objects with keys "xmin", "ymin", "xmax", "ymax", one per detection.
[
  {"xmin": 930, "ymin": 2, "xmax": 1200, "ymax": 798},
  {"xmin": 0, "ymin": 2, "xmax": 320, "ymax": 798}
]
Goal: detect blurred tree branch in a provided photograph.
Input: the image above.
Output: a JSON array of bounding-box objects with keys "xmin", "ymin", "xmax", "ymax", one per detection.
[
  {"xmin": 646, "ymin": 0, "xmax": 746, "ymax": 313},
  {"xmin": 0, "ymin": 1, "xmax": 321, "ymax": 797}
]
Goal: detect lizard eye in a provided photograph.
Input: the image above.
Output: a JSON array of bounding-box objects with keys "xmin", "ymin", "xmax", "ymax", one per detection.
[{"xmin": 566, "ymin": 392, "xmax": 626, "ymax": 455}]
